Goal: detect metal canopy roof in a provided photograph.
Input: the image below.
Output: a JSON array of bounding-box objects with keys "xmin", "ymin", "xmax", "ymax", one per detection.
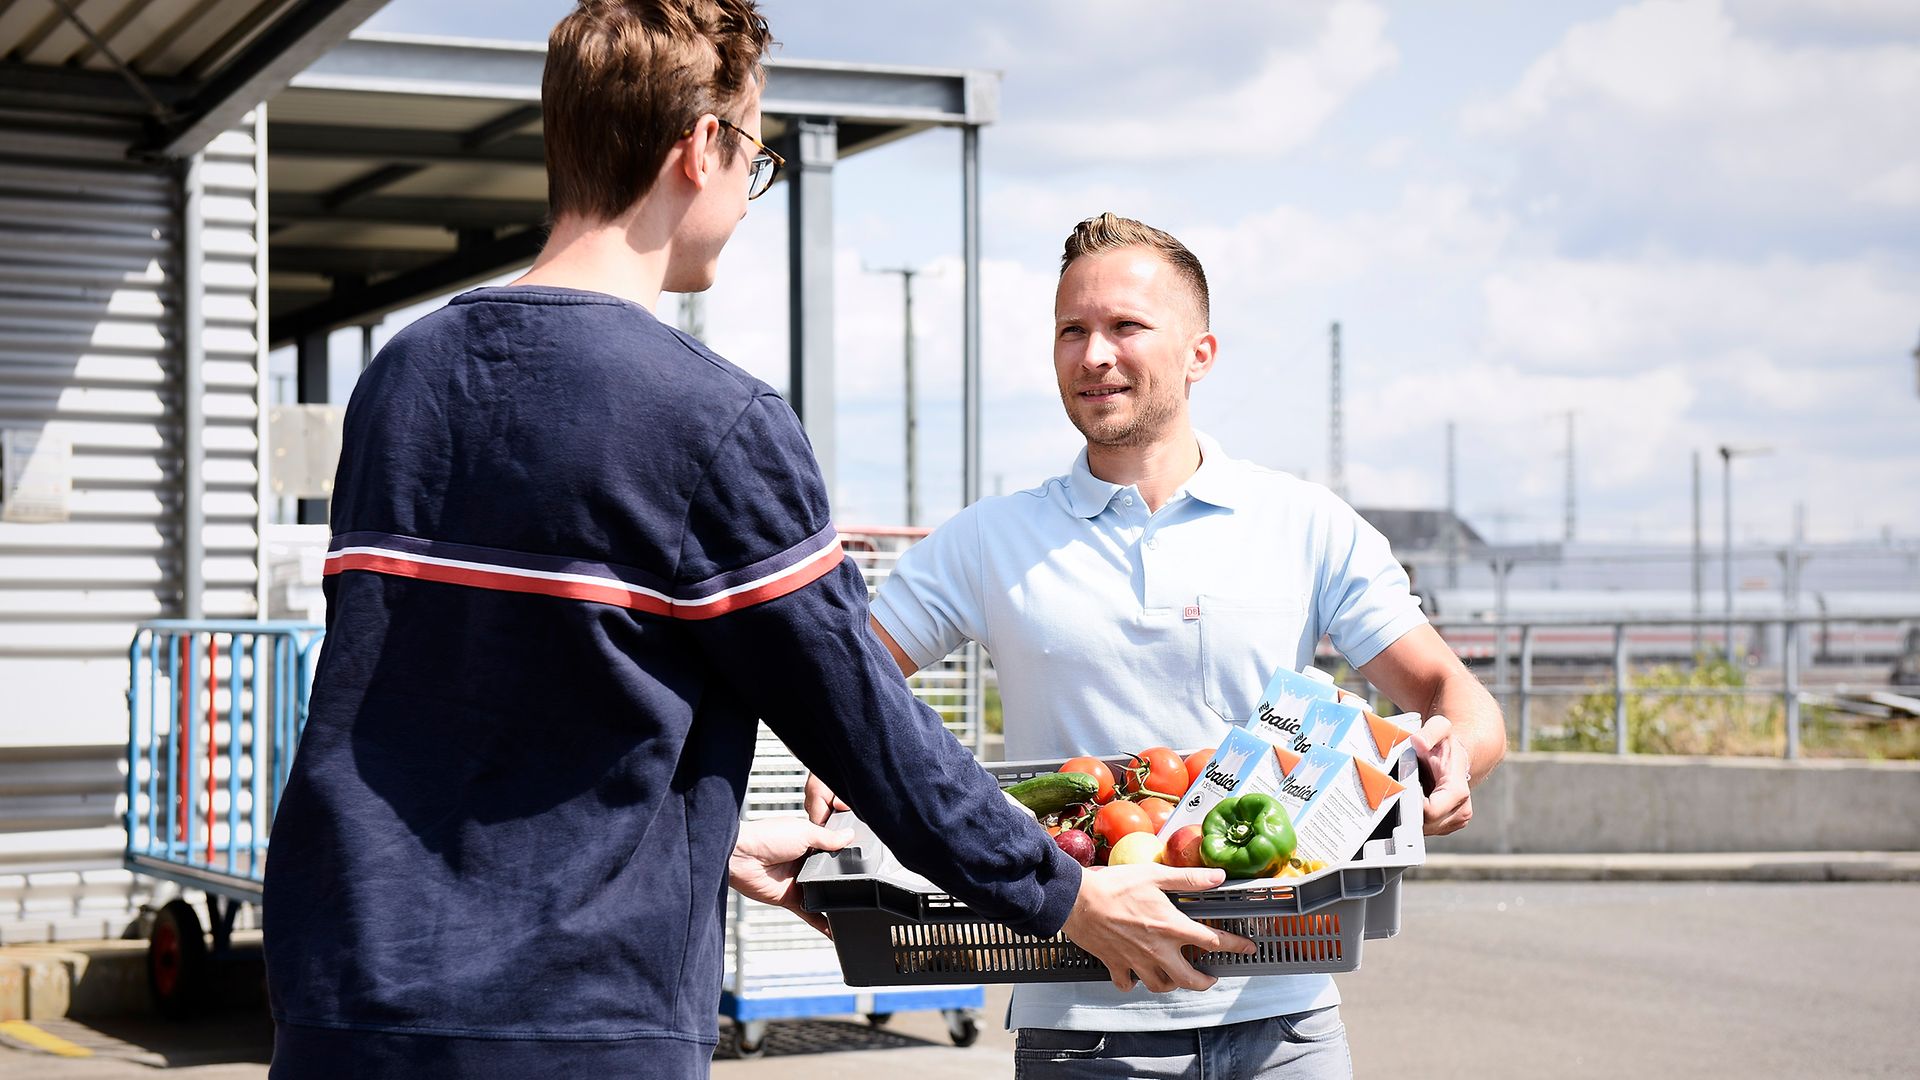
[
  {"xmin": 0, "ymin": 0, "xmax": 387, "ymax": 158},
  {"xmin": 264, "ymin": 32, "xmax": 999, "ymax": 347}
]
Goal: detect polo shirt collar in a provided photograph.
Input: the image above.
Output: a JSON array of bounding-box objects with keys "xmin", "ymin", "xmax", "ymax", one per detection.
[
  {"xmin": 1065, "ymin": 431, "xmax": 1246, "ymax": 518},
  {"xmin": 1182, "ymin": 431, "xmax": 1247, "ymax": 511},
  {"xmin": 1066, "ymin": 448, "xmax": 1123, "ymax": 518}
]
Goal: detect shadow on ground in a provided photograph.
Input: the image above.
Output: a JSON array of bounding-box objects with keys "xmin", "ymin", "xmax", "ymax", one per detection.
[
  {"xmin": 713, "ymin": 1018, "xmax": 947, "ymax": 1060},
  {"xmin": 3, "ymin": 1013, "xmax": 940, "ymax": 1070},
  {"xmin": 0, "ymin": 1011, "xmax": 273, "ymax": 1069}
]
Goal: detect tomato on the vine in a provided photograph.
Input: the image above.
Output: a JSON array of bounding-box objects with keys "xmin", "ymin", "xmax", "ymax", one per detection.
[
  {"xmin": 1141, "ymin": 796, "xmax": 1175, "ymax": 834},
  {"xmin": 1183, "ymin": 749, "xmax": 1213, "ymax": 787},
  {"xmin": 1121, "ymin": 746, "xmax": 1189, "ymax": 799},
  {"xmin": 1094, "ymin": 800, "xmax": 1154, "ymax": 849},
  {"xmin": 1061, "ymin": 756, "xmax": 1117, "ymax": 803}
]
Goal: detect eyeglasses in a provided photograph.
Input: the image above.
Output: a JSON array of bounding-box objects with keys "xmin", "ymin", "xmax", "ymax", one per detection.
[{"xmin": 683, "ymin": 116, "xmax": 785, "ymax": 200}]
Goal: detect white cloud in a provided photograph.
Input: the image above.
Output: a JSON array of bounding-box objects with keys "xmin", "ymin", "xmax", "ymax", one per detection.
[
  {"xmin": 1481, "ymin": 254, "xmax": 1920, "ymax": 371},
  {"xmin": 1463, "ymin": 0, "xmax": 1920, "ymax": 242},
  {"xmin": 1183, "ymin": 182, "xmax": 1512, "ymax": 294},
  {"xmin": 1857, "ymin": 162, "xmax": 1920, "ymax": 209},
  {"xmin": 998, "ymin": 0, "xmax": 1398, "ymax": 166},
  {"xmin": 1364, "ymin": 135, "xmax": 1413, "ymax": 170}
]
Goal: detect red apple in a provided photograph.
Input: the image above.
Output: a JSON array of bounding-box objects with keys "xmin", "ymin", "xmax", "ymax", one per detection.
[{"xmin": 1164, "ymin": 825, "xmax": 1205, "ymax": 868}]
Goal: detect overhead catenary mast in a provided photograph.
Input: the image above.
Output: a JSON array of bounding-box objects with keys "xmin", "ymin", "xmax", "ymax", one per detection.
[
  {"xmin": 1564, "ymin": 410, "xmax": 1576, "ymax": 543},
  {"xmin": 1329, "ymin": 321, "xmax": 1345, "ymax": 501},
  {"xmin": 866, "ymin": 264, "xmax": 922, "ymax": 525},
  {"xmin": 1447, "ymin": 420, "xmax": 1460, "ymax": 588},
  {"xmin": 677, "ymin": 292, "xmax": 704, "ymax": 340}
]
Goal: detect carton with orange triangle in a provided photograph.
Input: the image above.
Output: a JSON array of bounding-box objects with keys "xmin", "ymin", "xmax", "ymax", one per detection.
[
  {"xmin": 1272, "ymin": 743, "xmax": 1408, "ymax": 865},
  {"xmin": 1288, "ymin": 698, "xmax": 1421, "ymax": 779}
]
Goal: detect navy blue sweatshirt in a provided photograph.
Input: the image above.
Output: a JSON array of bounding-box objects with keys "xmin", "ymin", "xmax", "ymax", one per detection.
[{"xmin": 260, "ymin": 286, "xmax": 1081, "ymax": 1077}]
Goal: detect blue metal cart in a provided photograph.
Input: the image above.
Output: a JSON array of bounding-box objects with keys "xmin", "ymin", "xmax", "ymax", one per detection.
[{"xmin": 124, "ymin": 619, "xmax": 324, "ymax": 1017}]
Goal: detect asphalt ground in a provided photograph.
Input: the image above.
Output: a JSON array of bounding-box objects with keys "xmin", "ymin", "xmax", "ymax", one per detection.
[{"xmin": 3, "ymin": 881, "xmax": 1914, "ymax": 1078}]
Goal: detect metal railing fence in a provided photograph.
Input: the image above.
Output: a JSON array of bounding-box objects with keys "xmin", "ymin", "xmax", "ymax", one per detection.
[{"xmin": 1428, "ymin": 612, "xmax": 1920, "ymax": 760}]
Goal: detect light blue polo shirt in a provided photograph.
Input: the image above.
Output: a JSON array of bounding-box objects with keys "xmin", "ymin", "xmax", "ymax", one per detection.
[{"xmin": 871, "ymin": 432, "xmax": 1425, "ymax": 1032}]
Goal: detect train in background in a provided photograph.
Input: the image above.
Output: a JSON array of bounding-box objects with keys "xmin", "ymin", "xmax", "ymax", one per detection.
[{"xmin": 1419, "ymin": 589, "xmax": 1920, "ymax": 666}]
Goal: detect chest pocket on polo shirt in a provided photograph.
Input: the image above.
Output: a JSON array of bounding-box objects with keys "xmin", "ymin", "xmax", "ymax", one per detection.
[{"xmin": 1197, "ymin": 593, "xmax": 1308, "ymax": 724}]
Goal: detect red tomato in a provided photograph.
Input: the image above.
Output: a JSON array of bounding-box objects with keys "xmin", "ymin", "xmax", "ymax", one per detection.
[
  {"xmin": 1121, "ymin": 746, "xmax": 1189, "ymax": 799},
  {"xmin": 1061, "ymin": 756, "xmax": 1117, "ymax": 803},
  {"xmin": 1183, "ymin": 749, "xmax": 1213, "ymax": 787},
  {"xmin": 1141, "ymin": 796, "xmax": 1175, "ymax": 834},
  {"xmin": 1094, "ymin": 800, "xmax": 1154, "ymax": 849}
]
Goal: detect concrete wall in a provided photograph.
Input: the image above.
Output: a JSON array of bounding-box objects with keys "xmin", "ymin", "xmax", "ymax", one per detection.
[{"xmin": 1426, "ymin": 752, "xmax": 1920, "ymax": 855}]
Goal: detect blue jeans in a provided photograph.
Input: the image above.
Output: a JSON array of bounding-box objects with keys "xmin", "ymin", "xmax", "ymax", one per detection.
[{"xmin": 1013, "ymin": 1007, "xmax": 1351, "ymax": 1080}]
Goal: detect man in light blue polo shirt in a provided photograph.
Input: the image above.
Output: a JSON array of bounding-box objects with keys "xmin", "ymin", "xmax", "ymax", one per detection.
[{"xmin": 812, "ymin": 213, "xmax": 1505, "ymax": 1078}]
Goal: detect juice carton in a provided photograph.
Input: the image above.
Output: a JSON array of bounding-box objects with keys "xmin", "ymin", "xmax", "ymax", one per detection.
[
  {"xmin": 1154, "ymin": 725, "xmax": 1284, "ymax": 840},
  {"xmin": 1293, "ymin": 699, "xmax": 1420, "ymax": 777},
  {"xmin": 1241, "ymin": 668, "xmax": 1341, "ymax": 751},
  {"xmin": 1272, "ymin": 744, "xmax": 1406, "ymax": 864},
  {"xmin": 1155, "ymin": 667, "xmax": 1336, "ymax": 841}
]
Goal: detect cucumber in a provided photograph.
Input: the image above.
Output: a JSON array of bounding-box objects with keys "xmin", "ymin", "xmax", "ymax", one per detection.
[{"xmin": 1002, "ymin": 771, "xmax": 1099, "ymax": 815}]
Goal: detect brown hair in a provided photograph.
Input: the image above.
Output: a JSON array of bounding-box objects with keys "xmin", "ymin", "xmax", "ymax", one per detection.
[
  {"xmin": 543, "ymin": 0, "xmax": 774, "ymax": 222},
  {"xmin": 1059, "ymin": 212, "xmax": 1210, "ymax": 328}
]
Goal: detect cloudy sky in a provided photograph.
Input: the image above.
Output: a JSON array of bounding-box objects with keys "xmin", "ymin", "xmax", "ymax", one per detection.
[{"xmin": 356, "ymin": 0, "xmax": 1920, "ymax": 544}]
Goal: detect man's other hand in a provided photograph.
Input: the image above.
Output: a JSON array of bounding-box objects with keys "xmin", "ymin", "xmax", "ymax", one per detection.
[
  {"xmin": 1060, "ymin": 865, "xmax": 1258, "ymax": 993},
  {"xmin": 1410, "ymin": 713, "xmax": 1473, "ymax": 836},
  {"xmin": 728, "ymin": 818, "xmax": 851, "ymax": 935}
]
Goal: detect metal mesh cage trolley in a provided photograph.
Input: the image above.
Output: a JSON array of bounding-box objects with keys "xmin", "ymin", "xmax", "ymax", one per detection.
[
  {"xmin": 719, "ymin": 527, "xmax": 987, "ymax": 1058},
  {"xmin": 125, "ymin": 619, "xmax": 324, "ymax": 1017}
]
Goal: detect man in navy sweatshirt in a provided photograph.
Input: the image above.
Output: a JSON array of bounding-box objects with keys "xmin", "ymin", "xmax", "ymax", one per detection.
[{"xmin": 259, "ymin": 3, "xmax": 1251, "ymax": 1076}]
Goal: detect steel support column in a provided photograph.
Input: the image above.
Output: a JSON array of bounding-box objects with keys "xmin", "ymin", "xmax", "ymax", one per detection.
[
  {"xmin": 181, "ymin": 153, "xmax": 206, "ymax": 619},
  {"xmin": 254, "ymin": 106, "xmax": 272, "ymax": 622},
  {"xmin": 961, "ymin": 125, "xmax": 985, "ymax": 752},
  {"xmin": 295, "ymin": 328, "xmax": 329, "ymax": 525},
  {"xmin": 962, "ymin": 124, "xmax": 982, "ymax": 510},
  {"xmin": 785, "ymin": 118, "xmax": 837, "ymax": 499}
]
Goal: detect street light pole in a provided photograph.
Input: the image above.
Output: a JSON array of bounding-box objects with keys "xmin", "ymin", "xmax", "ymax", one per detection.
[{"xmin": 1719, "ymin": 444, "xmax": 1772, "ymax": 663}]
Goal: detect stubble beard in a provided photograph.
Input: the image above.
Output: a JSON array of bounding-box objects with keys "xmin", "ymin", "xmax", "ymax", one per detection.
[{"xmin": 1063, "ymin": 382, "xmax": 1180, "ymax": 449}]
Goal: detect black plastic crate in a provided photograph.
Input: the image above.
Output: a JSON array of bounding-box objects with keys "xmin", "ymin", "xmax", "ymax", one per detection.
[{"xmin": 798, "ymin": 753, "xmax": 1424, "ymax": 986}]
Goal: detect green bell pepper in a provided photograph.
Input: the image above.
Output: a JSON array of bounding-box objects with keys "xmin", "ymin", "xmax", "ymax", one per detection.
[{"xmin": 1200, "ymin": 793, "xmax": 1297, "ymax": 878}]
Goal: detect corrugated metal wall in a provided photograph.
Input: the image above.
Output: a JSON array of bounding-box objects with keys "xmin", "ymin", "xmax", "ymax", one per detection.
[{"xmin": 0, "ymin": 118, "xmax": 265, "ymax": 940}]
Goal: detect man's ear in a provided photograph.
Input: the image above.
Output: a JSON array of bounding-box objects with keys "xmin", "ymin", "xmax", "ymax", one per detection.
[
  {"xmin": 678, "ymin": 115, "xmax": 721, "ymax": 189},
  {"xmin": 1187, "ymin": 330, "xmax": 1218, "ymax": 386}
]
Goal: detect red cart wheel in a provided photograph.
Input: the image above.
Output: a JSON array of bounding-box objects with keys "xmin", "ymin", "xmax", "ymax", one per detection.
[{"xmin": 149, "ymin": 899, "xmax": 209, "ymax": 1020}]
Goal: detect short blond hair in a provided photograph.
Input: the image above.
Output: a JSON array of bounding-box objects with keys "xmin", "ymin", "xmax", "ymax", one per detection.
[{"xmin": 1059, "ymin": 212, "xmax": 1210, "ymax": 328}]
